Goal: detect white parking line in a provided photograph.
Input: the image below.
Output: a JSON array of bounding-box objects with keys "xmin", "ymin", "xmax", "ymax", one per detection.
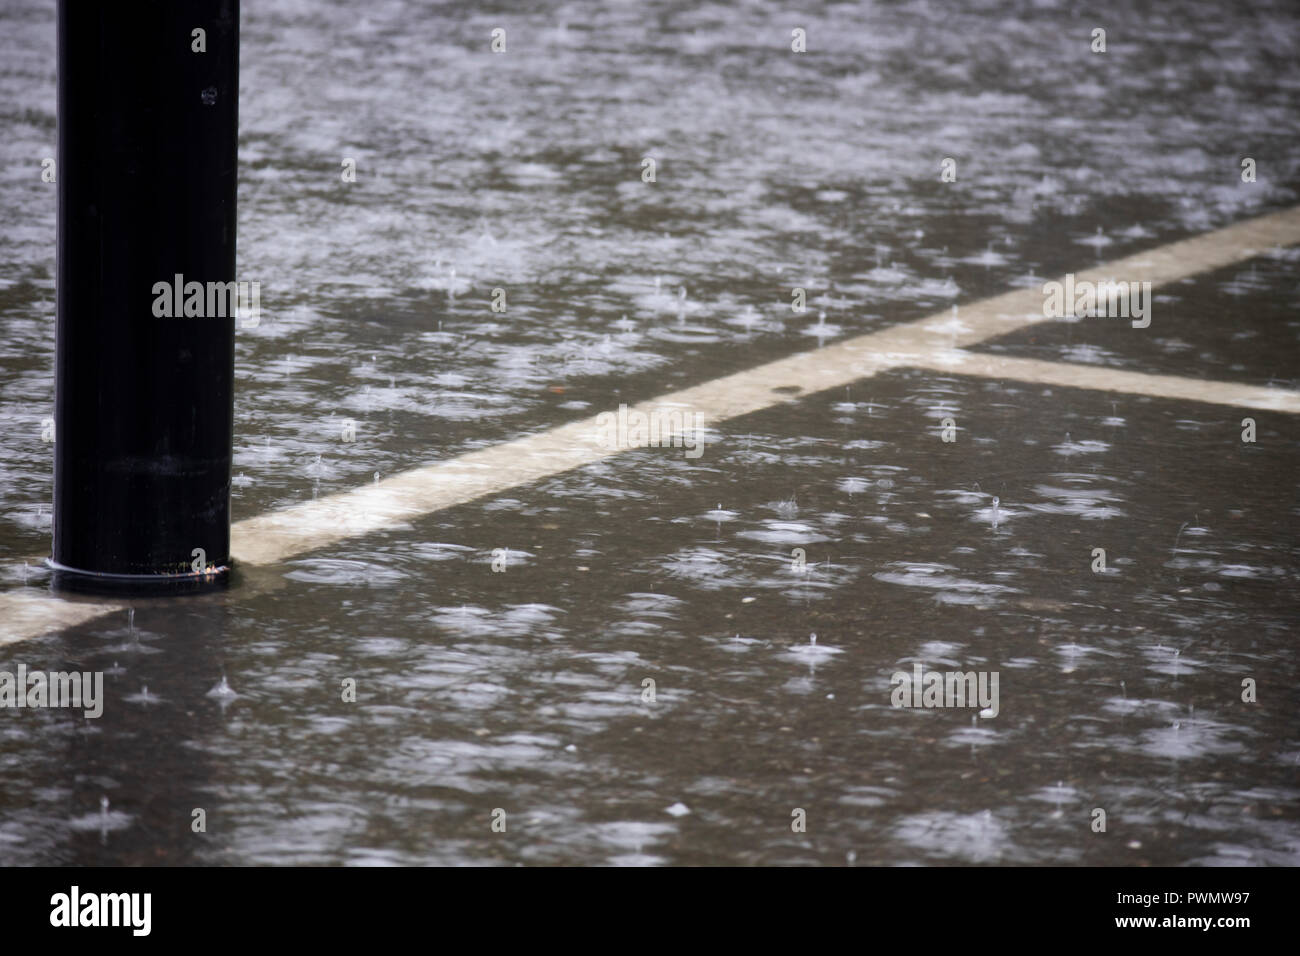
[
  {"xmin": 0, "ymin": 591, "xmax": 127, "ymax": 648},
  {"xmin": 231, "ymin": 205, "xmax": 1300, "ymax": 565},
  {"xmin": 5, "ymin": 204, "xmax": 1300, "ymax": 644},
  {"xmin": 912, "ymin": 350, "xmax": 1300, "ymax": 413}
]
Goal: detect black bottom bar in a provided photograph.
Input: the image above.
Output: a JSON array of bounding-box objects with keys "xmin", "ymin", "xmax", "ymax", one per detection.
[{"xmin": 2, "ymin": 865, "xmax": 1286, "ymax": 942}]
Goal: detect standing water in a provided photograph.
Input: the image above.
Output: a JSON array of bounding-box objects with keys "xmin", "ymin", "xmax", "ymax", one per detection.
[{"xmin": 0, "ymin": 0, "xmax": 1299, "ymax": 868}]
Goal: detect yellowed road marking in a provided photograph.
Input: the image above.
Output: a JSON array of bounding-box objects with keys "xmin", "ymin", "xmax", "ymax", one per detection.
[
  {"xmin": 5, "ymin": 205, "xmax": 1300, "ymax": 644},
  {"xmin": 0, "ymin": 591, "xmax": 127, "ymax": 648}
]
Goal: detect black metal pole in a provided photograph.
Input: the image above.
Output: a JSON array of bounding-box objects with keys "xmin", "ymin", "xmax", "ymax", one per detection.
[{"xmin": 52, "ymin": 0, "xmax": 239, "ymax": 593}]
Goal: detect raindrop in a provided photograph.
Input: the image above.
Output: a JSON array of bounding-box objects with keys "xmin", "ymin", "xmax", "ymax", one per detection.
[
  {"xmin": 69, "ymin": 794, "xmax": 132, "ymax": 842},
  {"xmin": 125, "ymin": 683, "xmax": 161, "ymax": 705},
  {"xmin": 207, "ymin": 675, "xmax": 238, "ymax": 700},
  {"xmin": 98, "ymin": 796, "xmax": 112, "ymax": 841},
  {"xmin": 1171, "ymin": 521, "xmax": 1189, "ymax": 562}
]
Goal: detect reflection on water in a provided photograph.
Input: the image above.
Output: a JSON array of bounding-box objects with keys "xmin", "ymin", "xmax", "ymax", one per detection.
[{"xmin": 2, "ymin": 0, "xmax": 1300, "ymax": 865}]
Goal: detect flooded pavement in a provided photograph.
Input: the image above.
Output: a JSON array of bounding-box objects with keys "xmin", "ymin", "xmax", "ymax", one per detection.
[{"xmin": 2, "ymin": 0, "xmax": 1299, "ymax": 865}]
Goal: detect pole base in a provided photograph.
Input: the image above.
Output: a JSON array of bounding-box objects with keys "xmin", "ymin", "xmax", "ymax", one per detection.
[{"xmin": 45, "ymin": 559, "xmax": 232, "ymax": 597}]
